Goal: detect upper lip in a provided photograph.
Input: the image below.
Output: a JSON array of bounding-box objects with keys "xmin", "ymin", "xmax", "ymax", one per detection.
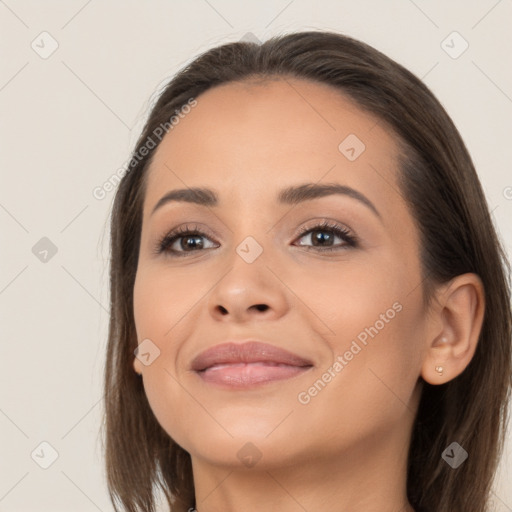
[{"xmin": 190, "ymin": 341, "xmax": 314, "ymax": 372}]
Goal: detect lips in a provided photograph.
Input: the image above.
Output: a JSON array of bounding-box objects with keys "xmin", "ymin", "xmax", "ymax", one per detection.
[
  {"xmin": 190, "ymin": 341, "xmax": 313, "ymax": 371},
  {"xmin": 190, "ymin": 341, "xmax": 314, "ymax": 388}
]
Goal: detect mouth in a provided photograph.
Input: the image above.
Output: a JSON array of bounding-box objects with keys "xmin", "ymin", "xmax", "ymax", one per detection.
[{"xmin": 191, "ymin": 341, "xmax": 314, "ymax": 389}]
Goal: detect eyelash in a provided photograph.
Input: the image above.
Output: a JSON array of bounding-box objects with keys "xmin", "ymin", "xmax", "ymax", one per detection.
[{"xmin": 154, "ymin": 220, "xmax": 358, "ymax": 258}]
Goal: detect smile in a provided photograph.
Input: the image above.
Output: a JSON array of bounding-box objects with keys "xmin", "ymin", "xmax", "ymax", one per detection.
[{"xmin": 196, "ymin": 361, "xmax": 313, "ymax": 388}]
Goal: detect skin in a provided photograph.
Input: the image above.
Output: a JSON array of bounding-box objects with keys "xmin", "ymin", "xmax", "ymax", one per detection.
[{"xmin": 132, "ymin": 77, "xmax": 485, "ymax": 512}]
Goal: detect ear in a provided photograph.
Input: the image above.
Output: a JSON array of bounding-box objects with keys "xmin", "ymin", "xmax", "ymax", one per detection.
[{"xmin": 421, "ymin": 273, "xmax": 485, "ymax": 385}]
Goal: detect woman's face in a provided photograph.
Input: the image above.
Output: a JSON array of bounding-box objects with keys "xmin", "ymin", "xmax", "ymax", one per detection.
[{"xmin": 133, "ymin": 78, "xmax": 430, "ymax": 469}]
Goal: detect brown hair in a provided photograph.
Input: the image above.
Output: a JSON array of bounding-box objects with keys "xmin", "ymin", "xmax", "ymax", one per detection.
[{"xmin": 101, "ymin": 30, "xmax": 512, "ymax": 512}]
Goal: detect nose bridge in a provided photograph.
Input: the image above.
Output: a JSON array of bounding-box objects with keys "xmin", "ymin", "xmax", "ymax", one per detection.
[
  {"xmin": 211, "ymin": 183, "xmax": 286, "ymax": 279},
  {"xmin": 204, "ymin": 209, "xmax": 290, "ymax": 321},
  {"xmin": 233, "ymin": 233, "xmax": 267, "ymax": 271},
  {"xmin": 222, "ymin": 196, "xmax": 273, "ymax": 261}
]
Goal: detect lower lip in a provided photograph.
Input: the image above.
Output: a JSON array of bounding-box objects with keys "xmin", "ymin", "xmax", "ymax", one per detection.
[{"xmin": 195, "ymin": 362, "xmax": 312, "ymax": 388}]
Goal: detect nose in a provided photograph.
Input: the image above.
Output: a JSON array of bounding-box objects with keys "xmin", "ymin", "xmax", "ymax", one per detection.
[{"xmin": 206, "ymin": 243, "xmax": 290, "ymax": 323}]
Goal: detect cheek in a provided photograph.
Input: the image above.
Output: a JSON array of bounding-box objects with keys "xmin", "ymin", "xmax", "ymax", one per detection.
[
  {"xmin": 133, "ymin": 265, "xmax": 205, "ymax": 340},
  {"xmin": 294, "ymin": 311, "xmax": 423, "ymax": 453},
  {"xmin": 133, "ymin": 267, "xmax": 211, "ymax": 446},
  {"xmin": 299, "ymin": 260, "xmax": 424, "ymax": 403},
  {"xmin": 141, "ymin": 370, "xmax": 200, "ymax": 449},
  {"xmin": 294, "ymin": 258, "xmax": 407, "ymax": 344}
]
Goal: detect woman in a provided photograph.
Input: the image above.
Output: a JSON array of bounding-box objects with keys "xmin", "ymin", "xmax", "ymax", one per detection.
[{"xmin": 101, "ymin": 30, "xmax": 512, "ymax": 512}]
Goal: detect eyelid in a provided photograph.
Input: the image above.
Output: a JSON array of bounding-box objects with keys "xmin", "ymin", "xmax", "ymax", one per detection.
[
  {"xmin": 293, "ymin": 218, "xmax": 354, "ymax": 238},
  {"xmin": 152, "ymin": 222, "xmax": 219, "ymax": 257},
  {"xmin": 293, "ymin": 219, "xmax": 358, "ymax": 249}
]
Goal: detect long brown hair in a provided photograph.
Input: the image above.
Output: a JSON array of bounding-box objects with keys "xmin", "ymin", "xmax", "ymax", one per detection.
[{"xmin": 101, "ymin": 30, "xmax": 512, "ymax": 512}]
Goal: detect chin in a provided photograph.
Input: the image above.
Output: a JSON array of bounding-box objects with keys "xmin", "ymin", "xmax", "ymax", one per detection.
[{"xmin": 187, "ymin": 438, "xmax": 299, "ymax": 471}]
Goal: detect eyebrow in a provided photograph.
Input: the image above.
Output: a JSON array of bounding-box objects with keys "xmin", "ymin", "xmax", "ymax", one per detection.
[{"xmin": 150, "ymin": 182, "xmax": 381, "ymax": 220}]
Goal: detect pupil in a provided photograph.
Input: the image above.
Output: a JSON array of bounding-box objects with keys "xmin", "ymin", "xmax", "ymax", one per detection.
[
  {"xmin": 313, "ymin": 231, "xmax": 332, "ymax": 246},
  {"xmin": 182, "ymin": 235, "xmax": 203, "ymax": 250}
]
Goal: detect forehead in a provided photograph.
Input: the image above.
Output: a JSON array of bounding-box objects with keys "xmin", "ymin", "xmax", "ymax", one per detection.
[{"xmin": 143, "ymin": 77, "xmax": 402, "ymax": 214}]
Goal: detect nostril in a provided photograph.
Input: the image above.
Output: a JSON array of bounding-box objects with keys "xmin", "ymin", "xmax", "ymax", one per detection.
[{"xmin": 253, "ymin": 304, "xmax": 269, "ymax": 312}]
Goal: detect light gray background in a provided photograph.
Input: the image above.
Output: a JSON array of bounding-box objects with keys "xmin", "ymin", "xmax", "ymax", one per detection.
[{"xmin": 1, "ymin": 1, "xmax": 511, "ymax": 510}]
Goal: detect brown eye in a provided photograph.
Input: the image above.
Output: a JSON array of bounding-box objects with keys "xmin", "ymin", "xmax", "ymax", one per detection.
[
  {"xmin": 155, "ymin": 224, "xmax": 218, "ymax": 257},
  {"xmin": 294, "ymin": 221, "xmax": 357, "ymax": 252}
]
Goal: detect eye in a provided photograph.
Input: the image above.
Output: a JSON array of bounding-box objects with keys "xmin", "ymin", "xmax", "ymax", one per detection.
[
  {"xmin": 154, "ymin": 223, "xmax": 218, "ymax": 257},
  {"xmin": 293, "ymin": 220, "xmax": 357, "ymax": 252},
  {"xmin": 154, "ymin": 220, "xmax": 358, "ymax": 258}
]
